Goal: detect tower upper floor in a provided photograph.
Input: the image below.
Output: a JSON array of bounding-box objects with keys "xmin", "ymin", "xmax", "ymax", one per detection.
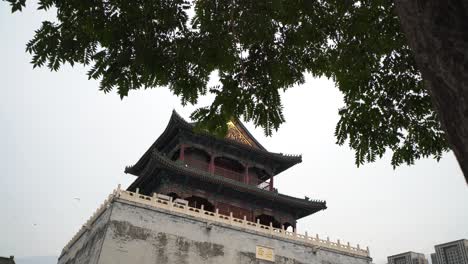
[{"xmin": 125, "ymin": 110, "xmax": 302, "ymax": 191}]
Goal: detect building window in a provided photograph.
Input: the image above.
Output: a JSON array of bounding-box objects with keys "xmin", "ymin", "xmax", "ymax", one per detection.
[
  {"xmin": 444, "ymin": 246, "xmax": 461, "ymax": 264},
  {"xmin": 395, "ymin": 257, "xmax": 407, "ymax": 264}
]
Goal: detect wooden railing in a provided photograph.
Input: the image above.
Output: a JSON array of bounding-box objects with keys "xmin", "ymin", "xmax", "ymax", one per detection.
[
  {"xmin": 184, "ymin": 158, "xmax": 272, "ymax": 190},
  {"xmin": 61, "ymin": 186, "xmax": 370, "ymax": 258},
  {"xmin": 185, "ymin": 158, "xmax": 209, "ymax": 171},
  {"xmin": 214, "ymin": 166, "xmax": 244, "ymax": 182}
]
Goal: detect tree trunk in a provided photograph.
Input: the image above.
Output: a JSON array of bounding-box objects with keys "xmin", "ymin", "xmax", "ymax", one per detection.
[{"xmin": 394, "ymin": 0, "xmax": 468, "ymax": 184}]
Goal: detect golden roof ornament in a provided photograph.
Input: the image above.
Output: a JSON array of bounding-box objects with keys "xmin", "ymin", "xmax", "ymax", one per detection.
[{"xmin": 225, "ymin": 121, "xmax": 254, "ymax": 147}]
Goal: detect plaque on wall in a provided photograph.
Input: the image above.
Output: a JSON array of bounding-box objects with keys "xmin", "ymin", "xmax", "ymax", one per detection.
[{"xmin": 256, "ymin": 245, "xmax": 275, "ymax": 262}]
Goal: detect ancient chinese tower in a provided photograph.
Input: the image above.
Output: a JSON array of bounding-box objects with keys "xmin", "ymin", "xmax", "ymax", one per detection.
[
  {"xmin": 58, "ymin": 111, "xmax": 372, "ymax": 264},
  {"xmin": 124, "ymin": 110, "xmax": 326, "ymax": 230}
]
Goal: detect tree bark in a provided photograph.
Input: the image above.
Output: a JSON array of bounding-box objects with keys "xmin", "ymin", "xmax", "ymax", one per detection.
[{"xmin": 394, "ymin": 0, "xmax": 468, "ymax": 184}]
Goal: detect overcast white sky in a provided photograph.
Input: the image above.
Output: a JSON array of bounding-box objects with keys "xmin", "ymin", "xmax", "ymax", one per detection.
[{"xmin": 1, "ymin": 3, "xmax": 467, "ymax": 264}]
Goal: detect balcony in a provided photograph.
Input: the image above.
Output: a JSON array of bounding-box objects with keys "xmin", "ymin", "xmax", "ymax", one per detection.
[
  {"xmin": 185, "ymin": 157, "xmax": 209, "ymax": 171},
  {"xmin": 182, "ymin": 158, "xmax": 272, "ymax": 191},
  {"xmin": 214, "ymin": 166, "xmax": 244, "ymax": 182}
]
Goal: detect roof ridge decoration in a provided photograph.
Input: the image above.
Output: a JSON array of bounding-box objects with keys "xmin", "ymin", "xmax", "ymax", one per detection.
[
  {"xmin": 172, "ymin": 110, "xmax": 267, "ymax": 151},
  {"xmin": 226, "ymin": 121, "xmax": 256, "ymax": 148}
]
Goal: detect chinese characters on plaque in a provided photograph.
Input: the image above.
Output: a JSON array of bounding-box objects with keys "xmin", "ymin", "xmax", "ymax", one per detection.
[{"xmin": 256, "ymin": 246, "xmax": 275, "ymax": 262}]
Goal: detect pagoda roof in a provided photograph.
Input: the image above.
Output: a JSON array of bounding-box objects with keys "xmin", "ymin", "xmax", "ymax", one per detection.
[
  {"xmin": 127, "ymin": 150, "xmax": 327, "ymax": 219},
  {"xmin": 127, "ymin": 110, "xmax": 302, "ymax": 177}
]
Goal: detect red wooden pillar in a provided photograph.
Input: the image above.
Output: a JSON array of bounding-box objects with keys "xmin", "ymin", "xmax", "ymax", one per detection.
[
  {"xmin": 179, "ymin": 144, "xmax": 186, "ymax": 161},
  {"xmin": 244, "ymin": 166, "xmax": 250, "ymax": 185},
  {"xmin": 269, "ymin": 175, "xmax": 274, "ymax": 191},
  {"xmin": 209, "ymin": 155, "xmax": 215, "ymax": 173}
]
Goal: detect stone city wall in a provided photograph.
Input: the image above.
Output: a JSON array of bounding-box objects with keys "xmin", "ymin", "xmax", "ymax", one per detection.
[{"xmin": 58, "ymin": 187, "xmax": 372, "ymax": 264}]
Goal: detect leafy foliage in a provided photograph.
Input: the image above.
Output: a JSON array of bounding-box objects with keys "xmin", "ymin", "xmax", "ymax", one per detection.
[{"xmin": 4, "ymin": 0, "xmax": 449, "ymax": 167}]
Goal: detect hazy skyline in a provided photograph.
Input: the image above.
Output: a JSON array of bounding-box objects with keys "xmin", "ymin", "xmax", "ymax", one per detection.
[{"xmin": 1, "ymin": 3, "xmax": 467, "ymax": 264}]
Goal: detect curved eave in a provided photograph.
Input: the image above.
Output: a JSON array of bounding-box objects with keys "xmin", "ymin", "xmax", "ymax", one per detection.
[
  {"xmin": 135, "ymin": 150, "xmax": 326, "ymax": 218},
  {"xmin": 124, "ymin": 110, "xmax": 187, "ymax": 176},
  {"xmin": 126, "ymin": 110, "xmax": 302, "ymax": 176}
]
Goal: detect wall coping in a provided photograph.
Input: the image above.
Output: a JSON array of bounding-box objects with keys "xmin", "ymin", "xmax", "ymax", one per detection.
[{"xmin": 60, "ymin": 185, "xmax": 370, "ymax": 258}]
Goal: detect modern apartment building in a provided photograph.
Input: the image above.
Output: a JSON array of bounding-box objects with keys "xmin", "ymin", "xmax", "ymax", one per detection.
[
  {"xmin": 434, "ymin": 239, "xmax": 468, "ymax": 264},
  {"xmin": 432, "ymin": 253, "xmax": 439, "ymax": 264},
  {"xmin": 388, "ymin": 251, "xmax": 429, "ymax": 264}
]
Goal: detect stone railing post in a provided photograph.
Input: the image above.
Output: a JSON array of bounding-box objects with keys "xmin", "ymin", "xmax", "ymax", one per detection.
[{"xmin": 107, "ymin": 193, "xmax": 113, "ymax": 205}]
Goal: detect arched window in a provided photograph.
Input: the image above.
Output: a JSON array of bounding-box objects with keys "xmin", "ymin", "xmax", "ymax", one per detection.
[
  {"xmin": 167, "ymin": 192, "xmax": 180, "ymax": 201},
  {"xmin": 255, "ymin": 214, "xmax": 281, "ymax": 228},
  {"xmin": 217, "ymin": 202, "xmax": 253, "ymax": 220},
  {"xmin": 185, "ymin": 147, "xmax": 210, "ymax": 171},
  {"xmin": 283, "ymin": 222, "xmax": 295, "ymax": 232},
  {"xmin": 214, "ymin": 156, "xmax": 244, "ymax": 182},
  {"xmin": 185, "ymin": 196, "xmax": 215, "ymax": 212}
]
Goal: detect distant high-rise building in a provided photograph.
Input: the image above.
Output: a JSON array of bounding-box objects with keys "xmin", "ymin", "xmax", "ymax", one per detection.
[
  {"xmin": 388, "ymin": 251, "xmax": 429, "ymax": 264},
  {"xmin": 432, "ymin": 253, "xmax": 439, "ymax": 264},
  {"xmin": 434, "ymin": 239, "xmax": 468, "ymax": 264}
]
